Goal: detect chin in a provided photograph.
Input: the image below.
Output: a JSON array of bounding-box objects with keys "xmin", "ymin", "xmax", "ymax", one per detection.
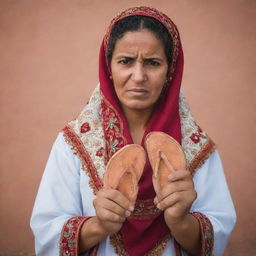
[{"xmin": 125, "ymin": 102, "xmax": 154, "ymax": 112}]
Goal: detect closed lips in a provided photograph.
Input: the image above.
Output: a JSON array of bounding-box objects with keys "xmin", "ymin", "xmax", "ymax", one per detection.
[
  {"xmin": 127, "ymin": 89, "xmax": 148, "ymax": 94},
  {"xmin": 129, "ymin": 88, "xmax": 147, "ymax": 92}
]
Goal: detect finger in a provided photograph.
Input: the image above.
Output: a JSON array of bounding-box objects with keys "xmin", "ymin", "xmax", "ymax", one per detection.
[
  {"xmin": 153, "ymin": 196, "xmax": 158, "ymax": 205},
  {"xmin": 157, "ymin": 191, "xmax": 183, "ymax": 211},
  {"xmin": 164, "ymin": 203, "xmax": 186, "ymax": 220},
  {"xmin": 97, "ymin": 207, "xmax": 126, "ymax": 223},
  {"xmin": 168, "ymin": 169, "xmax": 192, "ymax": 182},
  {"xmin": 98, "ymin": 188, "xmax": 134, "ymax": 211},
  {"xmin": 94, "ymin": 196, "xmax": 130, "ymax": 217},
  {"xmin": 158, "ymin": 190, "xmax": 197, "ymax": 211},
  {"xmin": 158, "ymin": 180, "xmax": 190, "ymax": 201}
]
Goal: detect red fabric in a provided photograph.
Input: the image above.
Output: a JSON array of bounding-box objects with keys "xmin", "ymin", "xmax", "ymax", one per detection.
[
  {"xmin": 99, "ymin": 6, "xmax": 184, "ymax": 255},
  {"xmin": 190, "ymin": 212, "xmax": 214, "ymax": 256},
  {"xmin": 60, "ymin": 216, "xmax": 91, "ymax": 256}
]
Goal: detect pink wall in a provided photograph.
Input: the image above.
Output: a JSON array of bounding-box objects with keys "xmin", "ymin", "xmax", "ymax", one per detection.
[{"xmin": 0, "ymin": 1, "xmax": 255, "ymax": 255}]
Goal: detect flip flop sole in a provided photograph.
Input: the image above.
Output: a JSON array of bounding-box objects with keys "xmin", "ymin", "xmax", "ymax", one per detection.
[
  {"xmin": 145, "ymin": 132, "xmax": 186, "ymax": 192},
  {"xmin": 103, "ymin": 144, "xmax": 146, "ymax": 203}
]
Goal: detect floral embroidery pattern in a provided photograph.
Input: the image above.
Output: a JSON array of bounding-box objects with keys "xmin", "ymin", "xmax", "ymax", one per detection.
[
  {"xmin": 101, "ymin": 97, "xmax": 127, "ymax": 160},
  {"xmin": 190, "ymin": 133, "xmax": 201, "ymax": 143},
  {"xmin": 190, "ymin": 212, "xmax": 214, "ymax": 256},
  {"xmin": 65, "ymin": 85, "xmax": 107, "ymax": 180},
  {"xmin": 187, "ymin": 139, "xmax": 216, "ymax": 175},
  {"xmin": 96, "ymin": 147, "xmax": 104, "ymax": 157},
  {"xmin": 110, "ymin": 233, "xmax": 172, "ymax": 256},
  {"xmin": 179, "ymin": 90, "xmax": 216, "ymax": 175},
  {"xmin": 130, "ymin": 199, "xmax": 161, "ymax": 220},
  {"xmin": 190, "ymin": 126, "xmax": 207, "ymax": 144},
  {"xmin": 107, "ymin": 117, "xmax": 118, "ymax": 130},
  {"xmin": 60, "ymin": 216, "xmax": 91, "ymax": 256},
  {"xmin": 63, "ymin": 125, "xmax": 103, "ymax": 194},
  {"xmin": 80, "ymin": 122, "xmax": 91, "ymax": 133}
]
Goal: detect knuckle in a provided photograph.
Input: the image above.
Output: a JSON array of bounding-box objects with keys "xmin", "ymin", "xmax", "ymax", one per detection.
[
  {"xmin": 112, "ymin": 204, "xmax": 125, "ymax": 215},
  {"xmin": 165, "ymin": 207, "xmax": 175, "ymax": 217},
  {"xmin": 173, "ymin": 182, "xmax": 180, "ymax": 191},
  {"xmin": 173, "ymin": 192, "xmax": 181, "ymax": 201},
  {"xmin": 101, "ymin": 210, "xmax": 111, "ymax": 221},
  {"xmin": 116, "ymin": 194, "xmax": 130, "ymax": 209},
  {"xmin": 159, "ymin": 201, "xmax": 166, "ymax": 210},
  {"xmin": 96, "ymin": 188, "xmax": 105, "ymax": 196},
  {"xmin": 114, "ymin": 214, "xmax": 124, "ymax": 222},
  {"xmin": 182, "ymin": 170, "xmax": 191, "ymax": 179},
  {"xmin": 93, "ymin": 197, "xmax": 101, "ymax": 209},
  {"xmin": 108, "ymin": 189, "xmax": 116, "ymax": 197},
  {"xmin": 109, "ymin": 190, "xmax": 125, "ymax": 203}
]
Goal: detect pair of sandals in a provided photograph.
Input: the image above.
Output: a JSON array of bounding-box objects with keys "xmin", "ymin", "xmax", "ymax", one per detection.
[{"xmin": 104, "ymin": 132, "xmax": 186, "ymax": 204}]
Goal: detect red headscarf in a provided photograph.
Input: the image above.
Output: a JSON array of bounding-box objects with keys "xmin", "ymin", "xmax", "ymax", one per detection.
[{"xmin": 99, "ymin": 6, "xmax": 183, "ymax": 255}]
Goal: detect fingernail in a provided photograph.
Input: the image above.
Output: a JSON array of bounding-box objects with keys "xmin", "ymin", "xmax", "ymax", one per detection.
[
  {"xmin": 129, "ymin": 206, "xmax": 134, "ymax": 212},
  {"xmin": 157, "ymin": 204, "xmax": 161, "ymax": 210},
  {"xmin": 125, "ymin": 210, "xmax": 131, "ymax": 217}
]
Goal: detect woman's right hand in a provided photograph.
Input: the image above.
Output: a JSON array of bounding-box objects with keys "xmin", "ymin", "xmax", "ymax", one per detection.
[{"xmin": 93, "ymin": 187, "xmax": 134, "ymax": 235}]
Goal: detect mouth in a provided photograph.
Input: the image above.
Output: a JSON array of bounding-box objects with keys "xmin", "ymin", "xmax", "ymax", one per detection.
[{"xmin": 127, "ymin": 88, "xmax": 148, "ymax": 96}]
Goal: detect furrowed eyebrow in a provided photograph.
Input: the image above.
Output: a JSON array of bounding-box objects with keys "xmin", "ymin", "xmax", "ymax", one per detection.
[
  {"xmin": 115, "ymin": 55, "xmax": 135, "ymax": 59},
  {"xmin": 114, "ymin": 56, "xmax": 164, "ymax": 63},
  {"xmin": 144, "ymin": 57, "xmax": 162, "ymax": 62}
]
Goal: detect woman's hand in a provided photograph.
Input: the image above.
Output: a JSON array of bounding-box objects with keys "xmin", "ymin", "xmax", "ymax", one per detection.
[
  {"xmin": 154, "ymin": 169, "xmax": 201, "ymax": 255},
  {"xmin": 93, "ymin": 187, "xmax": 134, "ymax": 235},
  {"xmin": 155, "ymin": 169, "xmax": 197, "ymax": 227}
]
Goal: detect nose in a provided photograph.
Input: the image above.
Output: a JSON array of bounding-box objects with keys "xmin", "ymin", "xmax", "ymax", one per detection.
[{"xmin": 131, "ymin": 63, "xmax": 146, "ymax": 83}]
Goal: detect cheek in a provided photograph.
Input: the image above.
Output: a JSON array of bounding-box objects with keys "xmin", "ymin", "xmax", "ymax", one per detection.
[
  {"xmin": 112, "ymin": 75, "xmax": 126, "ymax": 99},
  {"xmin": 153, "ymin": 73, "xmax": 167, "ymax": 92},
  {"xmin": 112, "ymin": 70, "xmax": 130, "ymax": 89}
]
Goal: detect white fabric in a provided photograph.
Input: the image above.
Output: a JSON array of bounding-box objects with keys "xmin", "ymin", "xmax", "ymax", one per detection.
[{"xmin": 30, "ymin": 133, "xmax": 236, "ymax": 256}]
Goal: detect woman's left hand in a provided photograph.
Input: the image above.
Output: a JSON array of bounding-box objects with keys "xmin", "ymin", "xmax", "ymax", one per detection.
[{"xmin": 155, "ymin": 169, "xmax": 197, "ymax": 227}]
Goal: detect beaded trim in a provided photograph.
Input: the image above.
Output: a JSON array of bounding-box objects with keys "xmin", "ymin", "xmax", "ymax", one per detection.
[
  {"xmin": 110, "ymin": 232, "xmax": 172, "ymax": 256},
  {"xmin": 187, "ymin": 139, "xmax": 216, "ymax": 175},
  {"xmin": 191, "ymin": 212, "xmax": 214, "ymax": 256},
  {"xmin": 179, "ymin": 90, "xmax": 216, "ymax": 174},
  {"xmin": 62, "ymin": 125, "xmax": 103, "ymax": 194},
  {"xmin": 59, "ymin": 216, "xmax": 91, "ymax": 256},
  {"xmin": 130, "ymin": 199, "xmax": 161, "ymax": 220}
]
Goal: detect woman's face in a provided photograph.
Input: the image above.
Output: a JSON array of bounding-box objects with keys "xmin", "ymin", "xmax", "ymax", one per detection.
[{"xmin": 110, "ymin": 29, "xmax": 168, "ymax": 113}]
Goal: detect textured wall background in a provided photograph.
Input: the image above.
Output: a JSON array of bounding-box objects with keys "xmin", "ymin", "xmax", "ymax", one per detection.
[{"xmin": 0, "ymin": 0, "xmax": 255, "ymax": 255}]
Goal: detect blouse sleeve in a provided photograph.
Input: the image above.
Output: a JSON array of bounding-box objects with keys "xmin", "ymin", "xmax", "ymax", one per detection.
[
  {"xmin": 30, "ymin": 133, "xmax": 91, "ymax": 256},
  {"xmin": 190, "ymin": 150, "xmax": 237, "ymax": 256}
]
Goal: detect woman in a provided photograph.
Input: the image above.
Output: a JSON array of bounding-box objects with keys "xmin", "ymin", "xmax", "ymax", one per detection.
[{"xmin": 30, "ymin": 6, "xmax": 236, "ymax": 256}]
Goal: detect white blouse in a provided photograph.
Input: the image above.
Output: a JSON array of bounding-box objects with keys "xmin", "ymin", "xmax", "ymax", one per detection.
[{"xmin": 30, "ymin": 133, "xmax": 236, "ymax": 256}]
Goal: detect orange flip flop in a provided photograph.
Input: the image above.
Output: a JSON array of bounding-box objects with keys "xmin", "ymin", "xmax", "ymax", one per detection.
[
  {"xmin": 103, "ymin": 144, "xmax": 146, "ymax": 204},
  {"xmin": 145, "ymin": 132, "xmax": 186, "ymax": 195}
]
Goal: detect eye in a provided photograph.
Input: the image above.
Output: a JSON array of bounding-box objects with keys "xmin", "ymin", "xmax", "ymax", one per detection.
[
  {"xmin": 118, "ymin": 57, "xmax": 133, "ymax": 65},
  {"xmin": 145, "ymin": 59, "xmax": 160, "ymax": 66}
]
